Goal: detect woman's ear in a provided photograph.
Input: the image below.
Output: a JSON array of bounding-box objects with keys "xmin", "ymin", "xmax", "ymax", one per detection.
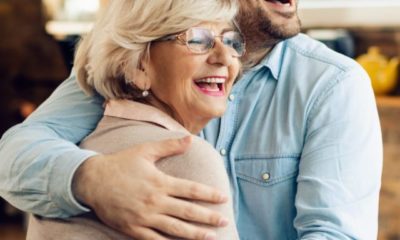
[
  {"xmin": 139, "ymin": 54, "xmax": 151, "ymax": 73},
  {"xmin": 129, "ymin": 68, "xmax": 151, "ymax": 91}
]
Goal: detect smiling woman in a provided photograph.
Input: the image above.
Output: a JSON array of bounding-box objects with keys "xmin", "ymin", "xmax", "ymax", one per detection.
[
  {"xmin": 26, "ymin": 0, "xmax": 241, "ymax": 239},
  {"xmin": 145, "ymin": 24, "xmax": 243, "ymax": 132}
]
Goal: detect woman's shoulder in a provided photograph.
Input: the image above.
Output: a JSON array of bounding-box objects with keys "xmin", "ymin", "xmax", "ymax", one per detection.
[
  {"xmin": 139, "ymin": 126, "xmax": 220, "ymax": 160},
  {"xmin": 80, "ymin": 116, "xmax": 183, "ymax": 153},
  {"xmin": 185, "ymin": 135, "xmax": 221, "ymax": 158},
  {"xmin": 156, "ymin": 134, "xmax": 227, "ymax": 184},
  {"xmin": 80, "ymin": 116, "xmax": 217, "ymax": 156}
]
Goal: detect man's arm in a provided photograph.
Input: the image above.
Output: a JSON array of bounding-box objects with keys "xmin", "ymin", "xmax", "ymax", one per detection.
[
  {"xmin": 295, "ymin": 66, "xmax": 383, "ymax": 239},
  {"xmin": 0, "ymin": 72, "xmax": 104, "ymax": 217},
  {"xmin": 0, "ymin": 71, "xmax": 229, "ymax": 239}
]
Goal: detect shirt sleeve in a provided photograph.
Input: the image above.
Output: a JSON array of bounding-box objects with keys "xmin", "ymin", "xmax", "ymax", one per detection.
[
  {"xmin": 294, "ymin": 66, "xmax": 383, "ymax": 239},
  {"xmin": 0, "ymin": 71, "xmax": 104, "ymax": 218}
]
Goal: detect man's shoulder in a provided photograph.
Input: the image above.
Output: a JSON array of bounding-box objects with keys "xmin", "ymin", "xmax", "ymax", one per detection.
[
  {"xmin": 279, "ymin": 33, "xmax": 368, "ymax": 91},
  {"xmin": 268, "ymin": 34, "xmax": 371, "ymax": 118},
  {"xmin": 284, "ymin": 33, "xmax": 359, "ymax": 72}
]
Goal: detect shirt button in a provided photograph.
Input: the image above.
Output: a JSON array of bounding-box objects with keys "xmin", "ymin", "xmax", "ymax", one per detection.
[
  {"xmin": 228, "ymin": 94, "xmax": 235, "ymax": 101},
  {"xmin": 220, "ymin": 148, "xmax": 227, "ymax": 156},
  {"xmin": 262, "ymin": 172, "xmax": 271, "ymax": 182}
]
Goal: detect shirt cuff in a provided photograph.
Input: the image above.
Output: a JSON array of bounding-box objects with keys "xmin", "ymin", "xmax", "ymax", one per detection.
[{"xmin": 49, "ymin": 149, "xmax": 99, "ymax": 217}]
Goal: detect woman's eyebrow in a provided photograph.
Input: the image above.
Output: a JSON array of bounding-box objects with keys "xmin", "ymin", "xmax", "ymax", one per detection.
[{"xmin": 220, "ymin": 27, "xmax": 235, "ymax": 34}]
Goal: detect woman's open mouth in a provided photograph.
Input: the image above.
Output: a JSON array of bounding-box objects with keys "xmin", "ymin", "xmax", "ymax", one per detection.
[{"xmin": 194, "ymin": 77, "xmax": 226, "ymax": 97}]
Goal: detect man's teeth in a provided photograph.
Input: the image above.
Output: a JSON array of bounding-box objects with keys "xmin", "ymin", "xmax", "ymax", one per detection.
[{"xmin": 267, "ymin": 0, "xmax": 290, "ymax": 5}]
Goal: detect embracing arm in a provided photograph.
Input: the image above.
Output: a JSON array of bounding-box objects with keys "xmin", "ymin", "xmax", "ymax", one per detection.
[
  {"xmin": 0, "ymin": 71, "xmax": 228, "ymax": 239},
  {"xmin": 295, "ymin": 66, "xmax": 383, "ymax": 239},
  {"xmin": 0, "ymin": 72, "xmax": 104, "ymax": 218}
]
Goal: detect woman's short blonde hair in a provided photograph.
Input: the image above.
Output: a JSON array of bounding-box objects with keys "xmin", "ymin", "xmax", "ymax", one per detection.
[{"xmin": 74, "ymin": 0, "xmax": 238, "ymax": 100}]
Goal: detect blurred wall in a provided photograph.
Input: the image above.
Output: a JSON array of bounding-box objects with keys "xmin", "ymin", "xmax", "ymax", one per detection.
[{"xmin": 0, "ymin": 0, "xmax": 68, "ymax": 136}]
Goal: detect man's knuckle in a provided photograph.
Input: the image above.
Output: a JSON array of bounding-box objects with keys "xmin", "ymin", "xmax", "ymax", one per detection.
[
  {"xmin": 152, "ymin": 175, "xmax": 166, "ymax": 189},
  {"xmin": 211, "ymin": 191, "xmax": 221, "ymax": 201},
  {"xmin": 189, "ymin": 184, "xmax": 200, "ymax": 197},
  {"xmin": 129, "ymin": 227, "xmax": 140, "ymax": 236},
  {"xmin": 126, "ymin": 225, "xmax": 142, "ymax": 238},
  {"xmin": 182, "ymin": 206, "xmax": 195, "ymax": 219},
  {"xmin": 195, "ymin": 230, "xmax": 209, "ymax": 240},
  {"xmin": 135, "ymin": 212, "xmax": 149, "ymax": 224},
  {"xmin": 167, "ymin": 221, "xmax": 183, "ymax": 235},
  {"xmin": 209, "ymin": 213, "xmax": 220, "ymax": 225},
  {"xmin": 143, "ymin": 193, "xmax": 159, "ymax": 206}
]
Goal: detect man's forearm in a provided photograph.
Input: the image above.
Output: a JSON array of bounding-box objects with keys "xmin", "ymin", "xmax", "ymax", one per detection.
[
  {"xmin": 0, "ymin": 124, "xmax": 98, "ymax": 217},
  {"xmin": 0, "ymin": 73, "xmax": 104, "ymax": 218}
]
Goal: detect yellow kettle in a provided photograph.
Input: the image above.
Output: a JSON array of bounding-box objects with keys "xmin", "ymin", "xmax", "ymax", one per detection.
[{"xmin": 356, "ymin": 46, "xmax": 399, "ymax": 95}]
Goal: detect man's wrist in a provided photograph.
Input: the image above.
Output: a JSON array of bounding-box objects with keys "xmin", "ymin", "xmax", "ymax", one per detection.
[{"xmin": 72, "ymin": 154, "xmax": 104, "ymax": 209}]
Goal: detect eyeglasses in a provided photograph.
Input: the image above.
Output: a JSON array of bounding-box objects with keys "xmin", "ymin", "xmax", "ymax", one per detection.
[{"xmin": 156, "ymin": 27, "xmax": 246, "ymax": 57}]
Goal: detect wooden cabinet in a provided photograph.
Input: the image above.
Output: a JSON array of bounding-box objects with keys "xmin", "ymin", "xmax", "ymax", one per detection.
[{"xmin": 376, "ymin": 96, "xmax": 400, "ymax": 240}]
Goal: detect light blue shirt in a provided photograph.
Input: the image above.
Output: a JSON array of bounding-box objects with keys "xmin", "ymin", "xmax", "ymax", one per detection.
[{"xmin": 0, "ymin": 34, "xmax": 382, "ymax": 239}]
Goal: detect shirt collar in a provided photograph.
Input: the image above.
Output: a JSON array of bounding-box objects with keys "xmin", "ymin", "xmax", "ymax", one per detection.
[
  {"xmin": 104, "ymin": 99, "xmax": 189, "ymax": 134},
  {"xmin": 247, "ymin": 40, "xmax": 286, "ymax": 81}
]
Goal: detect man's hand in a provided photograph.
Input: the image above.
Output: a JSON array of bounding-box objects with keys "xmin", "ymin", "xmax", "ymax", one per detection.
[{"xmin": 72, "ymin": 136, "xmax": 229, "ymax": 240}]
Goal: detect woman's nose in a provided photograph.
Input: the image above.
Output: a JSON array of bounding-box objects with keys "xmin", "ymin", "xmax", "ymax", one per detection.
[{"xmin": 207, "ymin": 40, "xmax": 234, "ymax": 66}]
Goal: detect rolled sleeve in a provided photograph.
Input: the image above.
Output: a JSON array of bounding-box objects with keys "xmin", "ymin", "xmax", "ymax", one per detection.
[
  {"xmin": 0, "ymin": 72, "xmax": 104, "ymax": 218},
  {"xmin": 49, "ymin": 148, "xmax": 98, "ymax": 217}
]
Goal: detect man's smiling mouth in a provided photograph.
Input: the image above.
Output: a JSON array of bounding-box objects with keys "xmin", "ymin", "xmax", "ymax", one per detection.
[
  {"xmin": 264, "ymin": 0, "xmax": 296, "ymax": 14},
  {"xmin": 265, "ymin": 0, "xmax": 292, "ymax": 6}
]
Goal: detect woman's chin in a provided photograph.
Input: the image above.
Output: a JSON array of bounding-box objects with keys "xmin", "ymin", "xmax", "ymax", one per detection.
[{"xmin": 201, "ymin": 107, "xmax": 227, "ymax": 119}]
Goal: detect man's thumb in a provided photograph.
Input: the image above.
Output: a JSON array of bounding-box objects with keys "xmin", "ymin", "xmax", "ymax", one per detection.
[{"xmin": 146, "ymin": 135, "xmax": 192, "ymax": 163}]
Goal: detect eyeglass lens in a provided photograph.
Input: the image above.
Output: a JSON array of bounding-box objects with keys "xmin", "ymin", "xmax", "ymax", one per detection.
[{"xmin": 186, "ymin": 28, "xmax": 245, "ymax": 57}]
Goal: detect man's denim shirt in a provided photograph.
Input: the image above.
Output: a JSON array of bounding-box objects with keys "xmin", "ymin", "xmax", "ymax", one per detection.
[{"xmin": 0, "ymin": 34, "xmax": 382, "ymax": 239}]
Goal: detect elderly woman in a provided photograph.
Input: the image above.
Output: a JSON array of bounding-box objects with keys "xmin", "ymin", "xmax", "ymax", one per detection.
[{"xmin": 26, "ymin": 0, "xmax": 244, "ymax": 239}]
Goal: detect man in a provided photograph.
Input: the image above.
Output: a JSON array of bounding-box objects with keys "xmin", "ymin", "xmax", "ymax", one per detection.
[{"xmin": 0, "ymin": 0, "xmax": 382, "ymax": 239}]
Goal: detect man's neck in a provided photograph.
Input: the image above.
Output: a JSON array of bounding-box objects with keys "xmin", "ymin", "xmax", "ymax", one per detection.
[{"xmin": 241, "ymin": 46, "xmax": 273, "ymax": 70}]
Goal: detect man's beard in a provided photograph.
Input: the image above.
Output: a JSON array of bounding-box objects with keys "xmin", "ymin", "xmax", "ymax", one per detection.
[
  {"xmin": 257, "ymin": 8, "xmax": 301, "ymax": 41},
  {"xmin": 237, "ymin": 7, "xmax": 301, "ymax": 51}
]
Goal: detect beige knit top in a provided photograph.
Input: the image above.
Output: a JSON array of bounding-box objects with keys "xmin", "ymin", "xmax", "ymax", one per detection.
[{"xmin": 27, "ymin": 100, "xmax": 238, "ymax": 240}]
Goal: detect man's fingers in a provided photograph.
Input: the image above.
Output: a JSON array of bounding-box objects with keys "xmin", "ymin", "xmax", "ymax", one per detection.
[
  {"xmin": 151, "ymin": 215, "xmax": 217, "ymax": 240},
  {"xmin": 126, "ymin": 226, "xmax": 169, "ymax": 240},
  {"xmin": 161, "ymin": 197, "xmax": 229, "ymax": 227},
  {"xmin": 149, "ymin": 136, "xmax": 192, "ymax": 160},
  {"xmin": 167, "ymin": 176, "xmax": 228, "ymax": 203},
  {"xmin": 136, "ymin": 136, "xmax": 192, "ymax": 163}
]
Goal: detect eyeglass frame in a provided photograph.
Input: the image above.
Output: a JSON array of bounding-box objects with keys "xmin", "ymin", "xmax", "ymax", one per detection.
[{"xmin": 154, "ymin": 27, "xmax": 246, "ymax": 58}]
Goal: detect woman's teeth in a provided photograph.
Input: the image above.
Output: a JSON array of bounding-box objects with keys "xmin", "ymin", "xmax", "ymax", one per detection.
[
  {"xmin": 194, "ymin": 78, "xmax": 225, "ymax": 91},
  {"xmin": 194, "ymin": 78, "xmax": 225, "ymax": 84}
]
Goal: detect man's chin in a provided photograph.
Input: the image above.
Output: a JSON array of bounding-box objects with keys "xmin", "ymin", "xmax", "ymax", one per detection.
[{"xmin": 263, "ymin": 16, "xmax": 301, "ymax": 40}]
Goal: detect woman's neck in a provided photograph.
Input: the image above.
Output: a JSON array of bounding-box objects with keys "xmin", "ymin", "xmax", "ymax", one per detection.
[{"xmin": 146, "ymin": 98, "xmax": 208, "ymax": 135}]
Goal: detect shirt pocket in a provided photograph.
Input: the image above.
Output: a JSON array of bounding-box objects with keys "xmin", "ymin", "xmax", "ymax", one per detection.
[
  {"xmin": 234, "ymin": 157, "xmax": 299, "ymax": 239},
  {"xmin": 235, "ymin": 156, "xmax": 299, "ymax": 187}
]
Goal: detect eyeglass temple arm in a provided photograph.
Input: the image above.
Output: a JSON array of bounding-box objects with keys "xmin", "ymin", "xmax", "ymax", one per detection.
[
  {"xmin": 155, "ymin": 34, "xmax": 178, "ymax": 42},
  {"xmin": 232, "ymin": 20, "xmax": 244, "ymax": 35}
]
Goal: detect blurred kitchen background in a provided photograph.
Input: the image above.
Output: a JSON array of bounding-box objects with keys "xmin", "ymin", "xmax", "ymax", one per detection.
[{"xmin": 0, "ymin": 0, "xmax": 400, "ymax": 239}]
